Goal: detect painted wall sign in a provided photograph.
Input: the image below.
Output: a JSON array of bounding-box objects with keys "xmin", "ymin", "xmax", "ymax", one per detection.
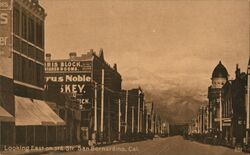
[
  {"xmin": 45, "ymin": 61, "xmax": 92, "ymax": 72},
  {"xmin": 0, "ymin": 0, "xmax": 13, "ymax": 78},
  {"xmin": 46, "ymin": 72, "xmax": 92, "ymax": 105}
]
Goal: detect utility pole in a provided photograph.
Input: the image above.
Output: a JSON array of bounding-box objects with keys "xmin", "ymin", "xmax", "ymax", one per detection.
[
  {"xmin": 197, "ymin": 113, "xmax": 200, "ymax": 134},
  {"xmin": 246, "ymin": 58, "xmax": 250, "ymax": 145},
  {"xmin": 132, "ymin": 106, "xmax": 135, "ymax": 134},
  {"xmin": 93, "ymin": 82, "xmax": 97, "ymax": 144},
  {"xmin": 125, "ymin": 90, "xmax": 128, "ymax": 133},
  {"xmin": 206, "ymin": 106, "xmax": 209, "ymax": 133},
  {"xmin": 138, "ymin": 92, "xmax": 140, "ymax": 133},
  {"xmin": 247, "ymin": 1, "xmax": 250, "ymax": 145},
  {"xmin": 118, "ymin": 98, "xmax": 121, "ymax": 141},
  {"xmin": 219, "ymin": 90, "xmax": 222, "ymax": 132},
  {"xmin": 146, "ymin": 113, "xmax": 148, "ymax": 134},
  {"xmin": 141, "ymin": 99, "xmax": 144, "ymax": 133},
  {"xmin": 154, "ymin": 114, "xmax": 157, "ymax": 134},
  {"xmin": 108, "ymin": 95, "xmax": 111, "ymax": 143},
  {"xmin": 100, "ymin": 69, "xmax": 104, "ymax": 141},
  {"xmin": 151, "ymin": 111, "xmax": 154, "ymax": 134}
]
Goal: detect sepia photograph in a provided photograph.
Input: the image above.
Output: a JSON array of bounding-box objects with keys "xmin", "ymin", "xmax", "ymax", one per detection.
[{"xmin": 0, "ymin": 0, "xmax": 249, "ymax": 154}]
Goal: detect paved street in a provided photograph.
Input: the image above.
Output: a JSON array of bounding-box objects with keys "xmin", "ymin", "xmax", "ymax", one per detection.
[
  {"xmin": 4, "ymin": 136, "xmax": 248, "ymax": 155},
  {"xmin": 50, "ymin": 136, "xmax": 250, "ymax": 155}
]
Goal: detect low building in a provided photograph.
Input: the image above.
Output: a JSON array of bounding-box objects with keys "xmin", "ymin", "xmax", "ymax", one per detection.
[{"xmin": 197, "ymin": 105, "xmax": 208, "ymax": 134}]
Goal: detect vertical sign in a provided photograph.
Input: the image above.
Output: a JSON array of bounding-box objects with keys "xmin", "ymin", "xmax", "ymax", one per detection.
[{"xmin": 0, "ymin": 0, "xmax": 13, "ymax": 78}]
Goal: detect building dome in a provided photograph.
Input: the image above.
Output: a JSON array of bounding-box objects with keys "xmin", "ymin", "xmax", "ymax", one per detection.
[{"xmin": 212, "ymin": 61, "xmax": 228, "ymax": 79}]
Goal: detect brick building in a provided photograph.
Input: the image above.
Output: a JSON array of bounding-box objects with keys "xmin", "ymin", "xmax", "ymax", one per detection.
[
  {"xmin": 207, "ymin": 61, "xmax": 247, "ymax": 146},
  {"xmin": 0, "ymin": 0, "xmax": 65, "ymax": 146},
  {"xmin": 45, "ymin": 49, "xmax": 122, "ymax": 144}
]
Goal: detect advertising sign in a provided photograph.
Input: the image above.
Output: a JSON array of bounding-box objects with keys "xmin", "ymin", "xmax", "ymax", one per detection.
[
  {"xmin": 46, "ymin": 72, "xmax": 92, "ymax": 105},
  {"xmin": 0, "ymin": 0, "xmax": 13, "ymax": 78},
  {"xmin": 45, "ymin": 61, "xmax": 92, "ymax": 72}
]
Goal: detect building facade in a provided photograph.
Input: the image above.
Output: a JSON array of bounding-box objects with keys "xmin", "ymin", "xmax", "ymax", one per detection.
[
  {"xmin": 208, "ymin": 61, "xmax": 229, "ymax": 134},
  {"xmin": 206, "ymin": 61, "xmax": 247, "ymax": 146},
  {"xmin": 45, "ymin": 49, "xmax": 122, "ymax": 144},
  {"xmin": 0, "ymin": 0, "xmax": 65, "ymax": 146}
]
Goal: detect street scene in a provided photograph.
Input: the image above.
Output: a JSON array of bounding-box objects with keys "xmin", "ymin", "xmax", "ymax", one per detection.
[
  {"xmin": 4, "ymin": 136, "xmax": 248, "ymax": 155},
  {"xmin": 49, "ymin": 136, "xmax": 249, "ymax": 155},
  {"xmin": 0, "ymin": 0, "xmax": 249, "ymax": 154}
]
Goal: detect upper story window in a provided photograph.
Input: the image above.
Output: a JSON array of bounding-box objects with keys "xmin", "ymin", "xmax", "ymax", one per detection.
[
  {"xmin": 36, "ymin": 21, "xmax": 44, "ymax": 48},
  {"xmin": 28, "ymin": 17, "xmax": 35, "ymax": 43},
  {"xmin": 21, "ymin": 13, "xmax": 27, "ymax": 39},
  {"xmin": 13, "ymin": 8, "xmax": 20, "ymax": 35}
]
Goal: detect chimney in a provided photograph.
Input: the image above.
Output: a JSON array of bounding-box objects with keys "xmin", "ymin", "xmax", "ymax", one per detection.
[
  {"xmin": 235, "ymin": 64, "xmax": 240, "ymax": 79},
  {"xmin": 113, "ymin": 63, "xmax": 117, "ymax": 71},
  {"xmin": 31, "ymin": 0, "xmax": 39, "ymax": 5},
  {"xmin": 99, "ymin": 48, "xmax": 104, "ymax": 59},
  {"xmin": 45, "ymin": 53, "xmax": 51, "ymax": 61},
  {"xmin": 69, "ymin": 52, "xmax": 77, "ymax": 59}
]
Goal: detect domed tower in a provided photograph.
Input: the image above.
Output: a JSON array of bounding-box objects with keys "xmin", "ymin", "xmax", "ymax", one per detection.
[{"xmin": 211, "ymin": 61, "xmax": 229, "ymax": 88}]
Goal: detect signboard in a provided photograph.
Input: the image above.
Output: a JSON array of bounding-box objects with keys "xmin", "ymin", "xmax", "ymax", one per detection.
[
  {"xmin": 46, "ymin": 73, "xmax": 91, "ymax": 93},
  {"xmin": 46, "ymin": 72, "xmax": 92, "ymax": 106},
  {"xmin": 0, "ymin": 0, "xmax": 12, "ymax": 78},
  {"xmin": 45, "ymin": 60, "xmax": 92, "ymax": 72},
  {"xmin": 81, "ymin": 127, "xmax": 89, "ymax": 140},
  {"xmin": 222, "ymin": 122, "xmax": 231, "ymax": 127}
]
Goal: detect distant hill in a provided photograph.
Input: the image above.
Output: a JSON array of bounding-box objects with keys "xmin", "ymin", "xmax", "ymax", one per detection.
[{"xmin": 121, "ymin": 67, "xmax": 208, "ymax": 123}]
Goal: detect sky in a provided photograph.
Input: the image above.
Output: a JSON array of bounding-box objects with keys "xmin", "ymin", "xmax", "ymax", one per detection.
[{"xmin": 39, "ymin": 0, "xmax": 249, "ymax": 122}]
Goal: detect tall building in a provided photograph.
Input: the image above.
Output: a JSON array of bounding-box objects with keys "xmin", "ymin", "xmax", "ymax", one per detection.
[
  {"xmin": 208, "ymin": 61, "xmax": 229, "ymax": 133},
  {"xmin": 246, "ymin": 59, "xmax": 250, "ymax": 145},
  {"xmin": 0, "ymin": 0, "xmax": 65, "ymax": 146},
  {"xmin": 125, "ymin": 87, "xmax": 145, "ymax": 136},
  {"xmin": 45, "ymin": 49, "xmax": 122, "ymax": 143},
  {"xmin": 208, "ymin": 61, "xmax": 247, "ymax": 146}
]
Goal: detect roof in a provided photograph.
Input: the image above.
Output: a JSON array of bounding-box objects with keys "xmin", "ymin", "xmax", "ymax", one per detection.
[
  {"xmin": 15, "ymin": 96, "xmax": 65, "ymax": 126},
  {"xmin": 212, "ymin": 61, "xmax": 228, "ymax": 79},
  {"xmin": 0, "ymin": 106, "xmax": 14, "ymax": 122}
]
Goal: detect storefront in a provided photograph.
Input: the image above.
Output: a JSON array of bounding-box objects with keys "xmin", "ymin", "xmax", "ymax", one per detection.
[
  {"xmin": 0, "ymin": 106, "xmax": 15, "ymax": 147},
  {"xmin": 15, "ymin": 96, "xmax": 66, "ymax": 146}
]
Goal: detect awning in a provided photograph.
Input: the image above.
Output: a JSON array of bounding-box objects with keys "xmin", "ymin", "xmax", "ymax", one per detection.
[
  {"xmin": 0, "ymin": 106, "xmax": 14, "ymax": 122},
  {"xmin": 15, "ymin": 96, "xmax": 65, "ymax": 126},
  {"xmin": 34, "ymin": 99, "xmax": 65, "ymax": 126}
]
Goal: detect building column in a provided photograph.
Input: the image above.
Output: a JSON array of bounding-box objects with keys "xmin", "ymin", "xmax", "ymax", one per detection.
[
  {"xmin": 45, "ymin": 126, "xmax": 48, "ymax": 146},
  {"xmin": 25, "ymin": 126, "xmax": 28, "ymax": 145},
  {"xmin": 33, "ymin": 126, "xmax": 36, "ymax": 146}
]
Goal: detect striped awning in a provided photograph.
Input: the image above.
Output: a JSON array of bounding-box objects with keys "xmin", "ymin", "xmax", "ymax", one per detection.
[
  {"xmin": 0, "ymin": 106, "xmax": 14, "ymax": 122},
  {"xmin": 15, "ymin": 96, "xmax": 65, "ymax": 126}
]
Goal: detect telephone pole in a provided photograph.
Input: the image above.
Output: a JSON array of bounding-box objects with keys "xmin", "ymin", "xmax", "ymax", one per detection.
[{"xmin": 100, "ymin": 69, "xmax": 104, "ymax": 141}]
